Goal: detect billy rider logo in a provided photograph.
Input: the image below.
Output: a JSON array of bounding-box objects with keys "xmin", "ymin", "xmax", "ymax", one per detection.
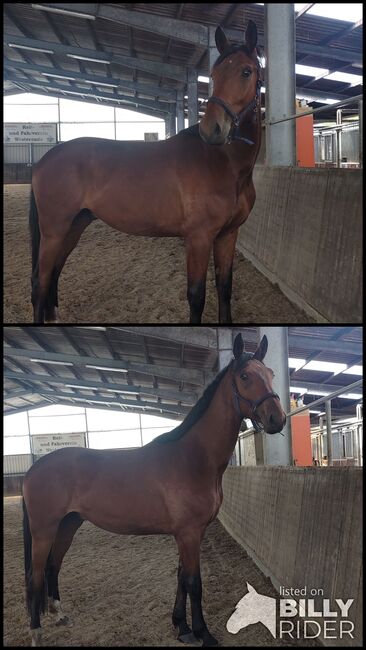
[{"xmin": 226, "ymin": 583, "xmax": 355, "ymax": 640}]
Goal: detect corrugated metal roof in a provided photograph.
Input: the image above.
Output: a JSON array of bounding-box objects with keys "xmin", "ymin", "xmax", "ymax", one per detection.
[{"xmin": 3, "ymin": 3, "xmax": 362, "ymax": 121}]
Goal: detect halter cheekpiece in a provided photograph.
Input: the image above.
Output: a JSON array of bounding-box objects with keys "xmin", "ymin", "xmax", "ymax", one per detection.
[{"xmin": 232, "ymin": 378, "xmax": 280, "ymax": 432}]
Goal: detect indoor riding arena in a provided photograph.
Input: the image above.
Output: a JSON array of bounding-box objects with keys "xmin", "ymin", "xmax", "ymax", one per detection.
[
  {"xmin": 3, "ymin": 3, "xmax": 362, "ymax": 325},
  {"xmin": 4, "ymin": 326, "xmax": 363, "ymax": 647}
]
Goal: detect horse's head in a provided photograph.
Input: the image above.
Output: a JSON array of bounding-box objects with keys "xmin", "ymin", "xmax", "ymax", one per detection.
[
  {"xmin": 199, "ymin": 21, "xmax": 261, "ymax": 146},
  {"xmin": 231, "ymin": 333, "xmax": 286, "ymax": 435}
]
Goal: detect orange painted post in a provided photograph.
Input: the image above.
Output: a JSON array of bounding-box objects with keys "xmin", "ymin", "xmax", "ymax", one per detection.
[
  {"xmin": 290, "ymin": 400, "xmax": 313, "ymax": 466},
  {"xmin": 296, "ymin": 100, "xmax": 315, "ymax": 167}
]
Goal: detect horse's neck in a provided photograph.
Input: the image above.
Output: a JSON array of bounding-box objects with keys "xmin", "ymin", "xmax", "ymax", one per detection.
[
  {"xmin": 189, "ymin": 367, "xmax": 241, "ymax": 474},
  {"xmin": 228, "ymin": 111, "xmax": 261, "ymax": 177}
]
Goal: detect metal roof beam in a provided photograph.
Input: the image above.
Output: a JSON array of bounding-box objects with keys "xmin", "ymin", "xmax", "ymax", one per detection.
[
  {"xmin": 5, "ymin": 84, "xmax": 167, "ymax": 119},
  {"xmin": 4, "ymin": 347, "xmax": 208, "ymax": 385},
  {"xmin": 98, "ymin": 4, "xmax": 208, "ymax": 47},
  {"xmin": 4, "ymin": 372, "xmax": 197, "ymax": 404},
  {"xmin": 4, "ymin": 389, "xmax": 35, "ymax": 401},
  {"xmin": 295, "ymin": 86, "xmax": 352, "ymax": 102},
  {"xmin": 5, "ymin": 36, "xmax": 187, "ymax": 81},
  {"xmin": 111, "ymin": 326, "xmax": 218, "ymax": 349},
  {"xmin": 287, "ymin": 335, "xmax": 361, "ymax": 355},
  {"xmin": 295, "ymin": 4, "xmax": 315, "ymax": 20},
  {"xmin": 42, "ymin": 398, "xmax": 184, "ymax": 420},
  {"xmin": 289, "ymin": 379, "xmax": 363, "ymax": 394},
  {"xmin": 36, "ymin": 389, "xmax": 189, "ymax": 415},
  {"xmin": 4, "ymin": 73, "xmax": 170, "ymax": 115},
  {"xmin": 4, "ymin": 59, "xmax": 177, "ymax": 101},
  {"xmin": 4, "ymin": 401, "xmax": 55, "ymax": 415}
]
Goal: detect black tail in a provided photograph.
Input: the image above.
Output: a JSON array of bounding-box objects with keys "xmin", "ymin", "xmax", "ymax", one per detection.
[
  {"xmin": 29, "ymin": 188, "xmax": 40, "ymax": 277},
  {"xmin": 23, "ymin": 497, "xmax": 48, "ymax": 614}
]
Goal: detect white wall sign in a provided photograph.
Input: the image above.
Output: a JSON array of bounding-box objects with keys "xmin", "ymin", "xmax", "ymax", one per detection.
[
  {"xmin": 32, "ymin": 432, "xmax": 85, "ymax": 456},
  {"xmin": 4, "ymin": 123, "xmax": 57, "ymax": 144}
]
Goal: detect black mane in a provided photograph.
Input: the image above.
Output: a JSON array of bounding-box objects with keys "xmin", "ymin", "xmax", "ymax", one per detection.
[{"xmin": 151, "ymin": 361, "xmax": 232, "ymax": 445}]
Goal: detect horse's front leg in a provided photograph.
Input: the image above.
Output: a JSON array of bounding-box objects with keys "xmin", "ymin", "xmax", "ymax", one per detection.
[
  {"xmin": 175, "ymin": 529, "xmax": 218, "ymax": 647},
  {"xmin": 185, "ymin": 235, "xmax": 212, "ymax": 324},
  {"xmin": 213, "ymin": 228, "xmax": 238, "ymax": 324}
]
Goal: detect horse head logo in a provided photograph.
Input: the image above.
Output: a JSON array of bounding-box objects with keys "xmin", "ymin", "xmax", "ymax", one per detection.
[{"xmin": 226, "ymin": 582, "xmax": 276, "ymax": 638}]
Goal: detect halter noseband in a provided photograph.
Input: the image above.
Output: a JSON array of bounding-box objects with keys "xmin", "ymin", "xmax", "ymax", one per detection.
[
  {"xmin": 206, "ymin": 67, "xmax": 262, "ymax": 145},
  {"xmin": 232, "ymin": 378, "xmax": 280, "ymax": 432}
]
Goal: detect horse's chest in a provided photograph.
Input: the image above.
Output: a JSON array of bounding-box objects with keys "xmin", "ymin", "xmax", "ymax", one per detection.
[
  {"xmin": 226, "ymin": 185, "xmax": 254, "ymax": 229},
  {"xmin": 209, "ymin": 481, "xmax": 223, "ymax": 521}
]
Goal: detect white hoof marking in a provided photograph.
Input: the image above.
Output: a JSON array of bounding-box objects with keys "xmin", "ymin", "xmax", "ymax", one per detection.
[{"xmin": 31, "ymin": 628, "xmax": 42, "ymax": 646}]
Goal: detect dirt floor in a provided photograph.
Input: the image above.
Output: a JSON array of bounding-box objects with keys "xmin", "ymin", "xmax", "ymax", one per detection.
[
  {"xmin": 4, "ymin": 497, "xmax": 319, "ymax": 647},
  {"xmin": 3, "ymin": 185, "xmax": 314, "ymax": 324}
]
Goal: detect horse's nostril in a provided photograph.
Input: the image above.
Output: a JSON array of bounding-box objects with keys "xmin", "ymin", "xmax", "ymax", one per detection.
[{"xmin": 214, "ymin": 122, "xmax": 222, "ymax": 136}]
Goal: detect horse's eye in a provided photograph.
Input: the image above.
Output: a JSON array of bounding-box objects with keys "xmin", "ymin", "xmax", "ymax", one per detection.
[
  {"xmin": 240, "ymin": 374, "xmax": 248, "ymax": 380},
  {"xmin": 242, "ymin": 69, "xmax": 252, "ymax": 78}
]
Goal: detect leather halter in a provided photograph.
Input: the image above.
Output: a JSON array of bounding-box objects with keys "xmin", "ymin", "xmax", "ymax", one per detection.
[
  {"xmin": 232, "ymin": 378, "xmax": 280, "ymax": 432},
  {"xmin": 207, "ymin": 67, "xmax": 262, "ymax": 145}
]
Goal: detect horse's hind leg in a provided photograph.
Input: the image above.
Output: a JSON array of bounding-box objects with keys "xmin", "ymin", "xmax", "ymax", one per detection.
[
  {"xmin": 44, "ymin": 211, "xmax": 94, "ymax": 323},
  {"xmin": 29, "ymin": 533, "xmax": 57, "ymax": 646},
  {"xmin": 46, "ymin": 512, "xmax": 83, "ymax": 625},
  {"xmin": 32, "ymin": 228, "xmax": 70, "ymax": 324}
]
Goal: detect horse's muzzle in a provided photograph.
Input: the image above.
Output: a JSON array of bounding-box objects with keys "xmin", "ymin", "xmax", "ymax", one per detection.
[
  {"xmin": 266, "ymin": 413, "xmax": 287, "ymax": 435},
  {"xmin": 199, "ymin": 122, "xmax": 229, "ymax": 146}
]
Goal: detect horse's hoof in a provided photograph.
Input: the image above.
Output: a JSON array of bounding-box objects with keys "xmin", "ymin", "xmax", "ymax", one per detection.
[
  {"xmin": 178, "ymin": 632, "xmax": 201, "ymax": 645},
  {"xmin": 55, "ymin": 615, "xmax": 72, "ymax": 626},
  {"xmin": 31, "ymin": 628, "xmax": 42, "ymax": 646},
  {"xmin": 201, "ymin": 634, "xmax": 219, "ymax": 647}
]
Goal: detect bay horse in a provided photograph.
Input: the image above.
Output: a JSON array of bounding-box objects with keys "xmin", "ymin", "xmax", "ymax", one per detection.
[
  {"xmin": 22, "ymin": 333, "xmax": 286, "ymax": 646},
  {"xmin": 29, "ymin": 21, "xmax": 262, "ymax": 323}
]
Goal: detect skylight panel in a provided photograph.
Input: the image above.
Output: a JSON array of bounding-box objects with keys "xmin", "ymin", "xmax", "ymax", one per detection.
[
  {"xmin": 288, "ymin": 358, "xmax": 306, "ymax": 370},
  {"xmin": 343, "ymin": 365, "xmax": 363, "ymax": 375},
  {"xmin": 324, "ymin": 72, "xmax": 363, "ymax": 85},
  {"xmin": 296, "ymin": 64, "xmax": 329, "ymax": 77},
  {"xmin": 307, "ymin": 4, "xmax": 362, "ymax": 23},
  {"xmin": 302, "ymin": 361, "xmax": 348, "ymax": 373}
]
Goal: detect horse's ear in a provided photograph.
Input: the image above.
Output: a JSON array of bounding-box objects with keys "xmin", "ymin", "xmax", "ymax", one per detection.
[
  {"xmin": 245, "ymin": 20, "xmax": 258, "ymax": 54},
  {"xmin": 253, "ymin": 335, "xmax": 268, "ymax": 362},
  {"xmin": 233, "ymin": 333, "xmax": 244, "ymax": 359},
  {"xmin": 215, "ymin": 25, "xmax": 230, "ymax": 54}
]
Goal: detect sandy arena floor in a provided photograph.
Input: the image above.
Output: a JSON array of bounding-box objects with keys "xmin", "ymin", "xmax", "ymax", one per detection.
[
  {"xmin": 4, "ymin": 497, "xmax": 319, "ymax": 647},
  {"xmin": 3, "ymin": 185, "xmax": 314, "ymax": 324}
]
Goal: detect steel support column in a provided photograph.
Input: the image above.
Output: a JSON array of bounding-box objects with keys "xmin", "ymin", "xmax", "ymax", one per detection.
[
  {"xmin": 325, "ymin": 400, "xmax": 333, "ymax": 466},
  {"xmin": 169, "ymin": 105, "xmax": 177, "ymax": 137},
  {"xmin": 217, "ymin": 328, "xmax": 233, "ymax": 370},
  {"xmin": 208, "ymin": 26, "xmax": 219, "ymax": 96},
  {"xmin": 218, "ymin": 328, "xmax": 237, "ymax": 464},
  {"xmin": 359, "ymin": 99, "xmax": 363, "ymax": 168},
  {"xmin": 188, "ymin": 69, "xmax": 198, "ymax": 126},
  {"xmin": 259, "ymin": 327, "xmax": 293, "ymax": 465},
  {"xmin": 265, "ymin": 4, "xmax": 296, "ymax": 166},
  {"xmin": 165, "ymin": 112, "xmax": 176, "ymax": 139},
  {"xmin": 177, "ymin": 90, "xmax": 185, "ymax": 131}
]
